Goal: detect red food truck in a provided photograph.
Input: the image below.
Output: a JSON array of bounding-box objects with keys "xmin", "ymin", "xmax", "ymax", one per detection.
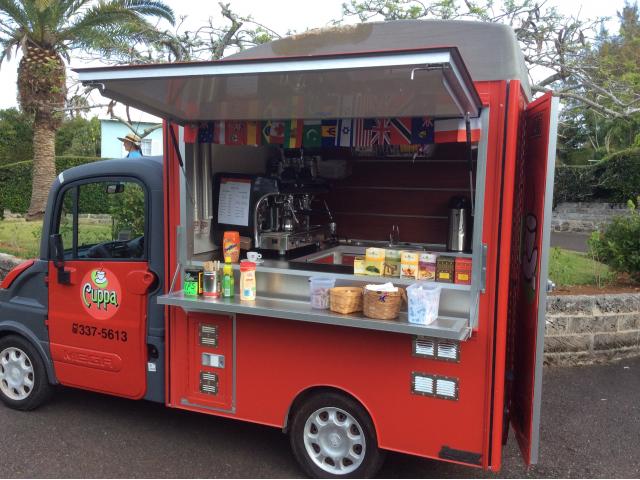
[{"xmin": 0, "ymin": 21, "xmax": 557, "ymax": 477}]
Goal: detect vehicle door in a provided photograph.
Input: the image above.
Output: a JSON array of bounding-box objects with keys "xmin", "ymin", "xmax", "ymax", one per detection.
[
  {"xmin": 508, "ymin": 92, "xmax": 559, "ymax": 465},
  {"xmin": 48, "ymin": 178, "xmax": 155, "ymax": 399}
]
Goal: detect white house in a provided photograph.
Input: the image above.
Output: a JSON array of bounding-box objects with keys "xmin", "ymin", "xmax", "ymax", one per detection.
[{"xmin": 100, "ymin": 119, "xmax": 163, "ymax": 158}]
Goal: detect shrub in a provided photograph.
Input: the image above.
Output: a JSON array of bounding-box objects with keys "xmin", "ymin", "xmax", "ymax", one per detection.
[
  {"xmin": 592, "ymin": 148, "xmax": 640, "ymax": 203},
  {"xmin": 110, "ymin": 182, "xmax": 145, "ymax": 238},
  {"xmin": 554, "ymin": 148, "xmax": 640, "ymax": 205},
  {"xmin": 553, "ymin": 165, "xmax": 596, "ymax": 205},
  {"xmin": 0, "ymin": 156, "xmax": 101, "ymax": 216},
  {"xmin": 588, "ymin": 197, "xmax": 640, "ymax": 281}
]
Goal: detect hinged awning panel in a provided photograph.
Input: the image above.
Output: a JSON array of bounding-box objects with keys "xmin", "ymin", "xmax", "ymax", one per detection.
[{"xmin": 76, "ymin": 48, "xmax": 482, "ymax": 123}]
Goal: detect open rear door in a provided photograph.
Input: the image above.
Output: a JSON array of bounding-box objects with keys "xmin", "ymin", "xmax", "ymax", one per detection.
[{"xmin": 508, "ymin": 92, "xmax": 559, "ymax": 465}]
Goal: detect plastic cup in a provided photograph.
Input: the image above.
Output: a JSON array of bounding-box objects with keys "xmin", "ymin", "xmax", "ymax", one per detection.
[
  {"xmin": 309, "ymin": 277, "xmax": 336, "ymax": 309},
  {"xmin": 407, "ymin": 282, "xmax": 442, "ymax": 325}
]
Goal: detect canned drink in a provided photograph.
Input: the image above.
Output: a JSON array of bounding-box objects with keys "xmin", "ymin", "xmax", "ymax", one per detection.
[
  {"xmin": 203, "ymin": 270, "xmax": 221, "ymax": 298},
  {"xmin": 184, "ymin": 268, "xmax": 203, "ymax": 296}
]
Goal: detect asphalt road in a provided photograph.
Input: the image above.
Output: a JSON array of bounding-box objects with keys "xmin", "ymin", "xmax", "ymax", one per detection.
[
  {"xmin": 1, "ymin": 358, "xmax": 639, "ymax": 478},
  {"xmin": 550, "ymin": 232, "xmax": 590, "ymax": 253}
]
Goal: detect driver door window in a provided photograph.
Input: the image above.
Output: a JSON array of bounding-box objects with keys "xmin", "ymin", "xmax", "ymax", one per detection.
[{"xmin": 57, "ymin": 180, "xmax": 146, "ymax": 260}]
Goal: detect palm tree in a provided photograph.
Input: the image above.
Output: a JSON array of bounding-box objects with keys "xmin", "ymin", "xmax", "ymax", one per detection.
[{"xmin": 0, "ymin": 0, "xmax": 175, "ymax": 218}]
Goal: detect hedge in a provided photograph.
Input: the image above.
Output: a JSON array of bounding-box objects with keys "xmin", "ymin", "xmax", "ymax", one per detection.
[
  {"xmin": 554, "ymin": 148, "xmax": 640, "ymax": 205},
  {"xmin": 0, "ymin": 156, "xmax": 102, "ymax": 216}
]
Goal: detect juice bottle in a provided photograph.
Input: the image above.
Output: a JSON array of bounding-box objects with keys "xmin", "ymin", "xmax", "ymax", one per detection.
[
  {"xmin": 240, "ymin": 261, "xmax": 256, "ymax": 301},
  {"xmin": 222, "ymin": 263, "xmax": 235, "ymax": 298}
]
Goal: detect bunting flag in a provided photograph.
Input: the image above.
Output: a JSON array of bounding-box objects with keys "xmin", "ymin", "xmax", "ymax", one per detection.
[
  {"xmin": 359, "ymin": 118, "xmax": 392, "ymax": 146},
  {"xmin": 183, "ymin": 124, "xmax": 198, "ymax": 144},
  {"xmin": 389, "ymin": 117, "xmax": 412, "ymax": 145},
  {"xmin": 321, "ymin": 119, "xmax": 337, "ymax": 147},
  {"xmin": 434, "ymin": 118, "xmax": 481, "ymax": 143},
  {"xmin": 261, "ymin": 120, "xmax": 304, "ymax": 147},
  {"xmin": 303, "ymin": 120, "xmax": 322, "ymax": 148},
  {"xmin": 184, "ymin": 116, "xmax": 479, "ymax": 147},
  {"xmin": 197, "ymin": 122, "xmax": 214, "ymax": 143},
  {"xmin": 410, "ymin": 117, "xmax": 435, "ymax": 144},
  {"xmin": 211, "ymin": 121, "xmax": 262, "ymax": 146}
]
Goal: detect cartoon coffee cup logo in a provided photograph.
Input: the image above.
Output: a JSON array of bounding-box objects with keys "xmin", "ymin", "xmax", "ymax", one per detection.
[{"xmin": 80, "ymin": 267, "xmax": 122, "ymax": 320}]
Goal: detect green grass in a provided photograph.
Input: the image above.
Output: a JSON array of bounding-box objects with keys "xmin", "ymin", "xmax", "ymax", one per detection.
[
  {"xmin": 0, "ymin": 219, "xmax": 110, "ymax": 258},
  {"xmin": 0, "ymin": 220, "xmax": 44, "ymax": 258},
  {"xmin": 548, "ymin": 247, "xmax": 615, "ymax": 287}
]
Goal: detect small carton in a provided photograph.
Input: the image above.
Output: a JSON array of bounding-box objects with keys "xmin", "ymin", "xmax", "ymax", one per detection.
[
  {"xmin": 353, "ymin": 256, "xmax": 367, "ymax": 275},
  {"xmin": 418, "ymin": 253, "xmax": 437, "ymax": 281},
  {"xmin": 455, "ymin": 257, "xmax": 472, "ymax": 284},
  {"xmin": 365, "ymin": 247, "xmax": 385, "ymax": 276},
  {"xmin": 400, "ymin": 251, "xmax": 419, "ymax": 279},
  {"xmin": 383, "ymin": 249, "xmax": 401, "ymax": 277}
]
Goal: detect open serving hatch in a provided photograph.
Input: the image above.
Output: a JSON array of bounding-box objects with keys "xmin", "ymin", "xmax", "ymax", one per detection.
[
  {"xmin": 76, "ymin": 46, "xmax": 487, "ymax": 342},
  {"xmin": 75, "ymin": 47, "xmax": 482, "ymax": 123}
]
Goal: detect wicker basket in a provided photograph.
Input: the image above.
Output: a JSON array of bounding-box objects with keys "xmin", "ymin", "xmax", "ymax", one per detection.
[
  {"xmin": 363, "ymin": 287, "xmax": 406, "ymax": 320},
  {"xmin": 329, "ymin": 287, "xmax": 364, "ymax": 314}
]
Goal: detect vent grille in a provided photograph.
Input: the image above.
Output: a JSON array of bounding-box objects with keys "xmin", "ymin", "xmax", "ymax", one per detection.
[
  {"xmin": 412, "ymin": 373, "xmax": 434, "ymax": 395},
  {"xmin": 414, "ymin": 338, "xmax": 435, "ymax": 357},
  {"xmin": 199, "ymin": 323, "xmax": 218, "ymax": 347},
  {"xmin": 413, "ymin": 336, "xmax": 460, "ymax": 362},
  {"xmin": 436, "ymin": 378, "xmax": 458, "ymax": 399},
  {"xmin": 411, "ymin": 372, "xmax": 459, "ymax": 401},
  {"xmin": 437, "ymin": 340, "xmax": 459, "ymax": 361},
  {"xmin": 200, "ymin": 371, "xmax": 218, "ymax": 395}
]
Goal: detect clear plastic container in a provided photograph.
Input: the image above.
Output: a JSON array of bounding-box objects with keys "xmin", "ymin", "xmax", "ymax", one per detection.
[
  {"xmin": 407, "ymin": 283, "xmax": 442, "ymax": 325},
  {"xmin": 309, "ymin": 277, "xmax": 336, "ymax": 309}
]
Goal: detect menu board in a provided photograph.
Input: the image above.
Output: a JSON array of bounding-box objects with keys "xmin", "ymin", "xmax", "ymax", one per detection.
[{"xmin": 217, "ymin": 178, "xmax": 251, "ymax": 226}]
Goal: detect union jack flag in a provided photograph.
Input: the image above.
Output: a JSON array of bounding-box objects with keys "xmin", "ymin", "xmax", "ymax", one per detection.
[{"xmin": 358, "ymin": 118, "xmax": 392, "ymax": 146}]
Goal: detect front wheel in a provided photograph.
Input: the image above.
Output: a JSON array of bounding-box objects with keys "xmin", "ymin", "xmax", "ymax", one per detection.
[
  {"xmin": 289, "ymin": 392, "xmax": 385, "ymax": 478},
  {"xmin": 0, "ymin": 335, "xmax": 53, "ymax": 411}
]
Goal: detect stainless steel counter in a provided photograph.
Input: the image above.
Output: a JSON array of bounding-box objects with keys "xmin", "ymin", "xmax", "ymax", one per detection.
[{"xmin": 158, "ymin": 291, "xmax": 471, "ymax": 340}]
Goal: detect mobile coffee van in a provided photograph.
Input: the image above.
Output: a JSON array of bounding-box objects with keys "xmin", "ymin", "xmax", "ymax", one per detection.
[{"xmin": 0, "ymin": 21, "xmax": 557, "ymax": 477}]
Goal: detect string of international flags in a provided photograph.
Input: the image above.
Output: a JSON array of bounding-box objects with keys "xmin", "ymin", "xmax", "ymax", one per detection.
[{"xmin": 184, "ymin": 117, "xmax": 481, "ymax": 147}]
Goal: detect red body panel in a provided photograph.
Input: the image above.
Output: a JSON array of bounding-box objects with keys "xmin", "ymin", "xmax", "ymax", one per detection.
[
  {"xmin": 163, "ymin": 80, "xmax": 516, "ymax": 469},
  {"xmin": 48, "ymin": 260, "xmax": 151, "ymax": 399},
  {"xmin": 488, "ymin": 80, "xmax": 526, "ymax": 470},
  {"xmin": 509, "ymin": 92, "xmax": 556, "ymax": 464},
  {"xmin": 174, "ymin": 312, "xmax": 234, "ymax": 411},
  {"xmin": 170, "ymin": 312, "xmax": 490, "ymax": 461},
  {"xmin": 0, "ymin": 259, "xmax": 35, "ymax": 289}
]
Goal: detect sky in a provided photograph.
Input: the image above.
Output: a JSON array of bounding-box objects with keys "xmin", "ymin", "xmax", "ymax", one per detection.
[{"xmin": 0, "ymin": 0, "xmax": 630, "ymax": 121}]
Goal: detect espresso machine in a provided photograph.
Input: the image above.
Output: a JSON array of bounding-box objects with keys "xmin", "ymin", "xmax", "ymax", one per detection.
[
  {"xmin": 254, "ymin": 188, "xmax": 333, "ymax": 256},
  {"xmin": 213, "ymin": 169, "xmax": 334, "ymax": 257}
]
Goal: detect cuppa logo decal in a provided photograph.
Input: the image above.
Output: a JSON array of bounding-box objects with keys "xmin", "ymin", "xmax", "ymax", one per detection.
[{"xmin": 81, "ymin": 268, "xmax": 122, "ymax": 320}]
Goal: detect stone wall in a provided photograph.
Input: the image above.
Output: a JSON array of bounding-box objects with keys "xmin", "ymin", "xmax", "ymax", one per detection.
[
  {"xmin": 552, "ymin": 202, "xmax": 629, "ymax": 233},
  {"xmin": 0, "ymin": 253, "xmax": 22, "ymax": 279},
  {"xmin": 545, "ymin": 294, "xmax": 640, "ymax": 366}
]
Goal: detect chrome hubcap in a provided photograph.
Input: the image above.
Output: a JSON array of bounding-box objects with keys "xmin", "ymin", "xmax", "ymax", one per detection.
[
  {"xmin": 303, "ymin": 407, "xmax": 366, "ymax": 475},
  {"xmin": 0, "ymin": 347, "xmax": 34, "ymax": 401}
]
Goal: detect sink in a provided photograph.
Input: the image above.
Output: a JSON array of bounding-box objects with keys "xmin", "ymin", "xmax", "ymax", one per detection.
[
  {"xmin": 342, "ymin": 239, "xmax": 433, "ymax": 251},
  {"xmin": 290, "ymin": 239, "xmax": 451, "ymax": 266}
]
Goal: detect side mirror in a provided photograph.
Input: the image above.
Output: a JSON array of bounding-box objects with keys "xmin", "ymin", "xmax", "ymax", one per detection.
[{"xmin": 49, "ymin": 234, "xmax": 70, "ymax": 284}]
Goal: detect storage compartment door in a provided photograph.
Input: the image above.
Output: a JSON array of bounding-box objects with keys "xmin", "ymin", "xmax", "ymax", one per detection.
[{"xmin": 509, "ymin": 92, "xmax": 558, "ymax": 465}]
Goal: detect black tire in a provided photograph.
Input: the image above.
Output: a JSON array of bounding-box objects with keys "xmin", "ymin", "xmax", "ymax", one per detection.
[
  {"xmin": 0, "ymin": 335, "xmax": 53, "ymax": 411},
  {"xmin": 289, "ymin": 391, "xmax": 385, "ymax": 478}
]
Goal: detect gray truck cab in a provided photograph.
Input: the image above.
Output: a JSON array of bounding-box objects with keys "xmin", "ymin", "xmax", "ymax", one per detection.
[{"xmin": 0, "ymin": 156, "xmax": 165, "ymax": 409}]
